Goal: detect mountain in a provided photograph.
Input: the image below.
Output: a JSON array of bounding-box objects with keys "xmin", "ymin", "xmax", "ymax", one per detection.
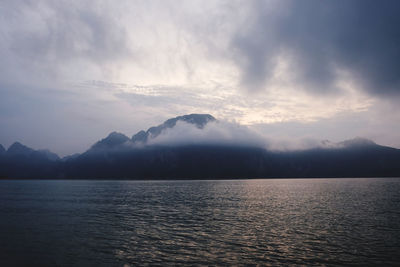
[
  {"xmin": 62, "ymin": 141, "xmax": 400, "ymax": 179},
  {"xmin": 6, "ymin": 142, "xmax": 59, "ymax": 161},
  {"xmin": 84, "ymin": 114, "xmax": 216, "ymax": 153},
  {"xmin": 0, "ymin": 144, "xmax": 5, "ymax": 155},
  {"xmin": 1, "ymin": 114, "xmax": 400, "ymax": 179},
  {"xmin": 0, "ymin": 142, "xmax": 60, "ymax": 179}
]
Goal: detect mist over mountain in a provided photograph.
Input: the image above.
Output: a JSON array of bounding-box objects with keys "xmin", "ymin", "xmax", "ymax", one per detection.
[
  {"xmin": 338, "ymin": 137, "xmax": 377, "ymax": 148},
  {"xmin": 86, "ymin": 114, "xmax": 217, "ymax": 154},
  {"xmin": 1, "ymin": 114, "xmax": 399, "ymax": 179},
  {"xmin": 132, "ymin": 114, "xmax": 216, "ymax": 144}
]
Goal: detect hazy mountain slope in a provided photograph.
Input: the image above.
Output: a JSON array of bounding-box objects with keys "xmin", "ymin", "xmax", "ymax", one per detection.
[{"xmin": 132, "ymin": 114, "xmax": 216, "ymax": 144}]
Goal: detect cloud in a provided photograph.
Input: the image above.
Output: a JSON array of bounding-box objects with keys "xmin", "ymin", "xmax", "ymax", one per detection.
[
  {"xmin": 0, "ymin": 0, "xmax": 399, "ymax": 156},
  {"xmin": 147, "ymin": 120, "xmax": 267, "ymax": 147},
  {"xmin": 2, "ymin": 0, "xmax": 400, "ymax": 95},
  {"xmin": 145, "ymin": 120, "xmax": 341, "ymax": 151},
  {"xmin": 251, "ymin": 99, "xmax": 400, "ymax": 150},
  {"xmin": 231, "ymin": 0, "xmax": 400, "ymax": 96},
  {"xmin": 0, "ymin": 0, "xmax": 133, "ymax": 87}
]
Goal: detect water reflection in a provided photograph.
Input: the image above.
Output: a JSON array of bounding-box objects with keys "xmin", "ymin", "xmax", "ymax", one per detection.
[{"xmin": 0, "ymin": 178, "xmax": 399, "ymax": 266}]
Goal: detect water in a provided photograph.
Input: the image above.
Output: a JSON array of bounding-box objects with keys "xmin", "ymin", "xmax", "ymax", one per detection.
[{"xmin": 0, "ymin": 178, "xmax": 399, "ymax": 266}]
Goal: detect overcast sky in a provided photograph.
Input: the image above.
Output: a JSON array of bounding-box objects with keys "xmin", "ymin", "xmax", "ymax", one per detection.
[{"xmin": 1, "ymin": 0, "xmax": 400, "ymax": 156}]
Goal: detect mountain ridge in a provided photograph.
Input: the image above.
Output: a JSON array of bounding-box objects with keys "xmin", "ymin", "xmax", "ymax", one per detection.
[
  {"xmin": 1, "ymin": 114, "xmax": 399, "ymax": 179},
  {"xmin": 131, "ymin": 114, "xmax": 216, "ymax": 144}
]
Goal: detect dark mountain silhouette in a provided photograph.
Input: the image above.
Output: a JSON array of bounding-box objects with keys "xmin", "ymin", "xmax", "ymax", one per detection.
[
  {"xmin": 0, "ymin": 144, "xmax": 5, "ymax": 155},
  {"xmin": 0, "ymin": 142, "xmax": 59, "ymax": 179},
  {"xmin": 6, "ymin": 142, "xmax": 35, "ymax": 156},
  {"xmin": 62, "ymin": 142, "xmax": 400, "ymax": 179},
  {"xmin": 1, "ymin": 114, "xmax": 400, "ymax": 179},
  {"xmin": 5, "ymin": 142, "xmax": 59, "ymax": 161}
]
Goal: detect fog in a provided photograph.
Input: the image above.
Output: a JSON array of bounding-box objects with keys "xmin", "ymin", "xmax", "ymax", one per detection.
[{"xmin": 145, "ymin": 120, "xmax": 342, "ymax": 152}]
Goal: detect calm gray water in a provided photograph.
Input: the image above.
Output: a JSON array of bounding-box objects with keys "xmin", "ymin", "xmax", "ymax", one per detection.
[{"xmin": 0, "ymin": 178, "xmax": 400, "ymax": 266}]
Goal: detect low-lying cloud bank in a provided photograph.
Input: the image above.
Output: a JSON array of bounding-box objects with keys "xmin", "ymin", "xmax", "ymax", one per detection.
[
  {"xmin": 141, "ymin": 120, "xmax": 349, "ymax": 152},
  {"xmin": 146, "ymin": 120, "xmax": 266, "ymax": 147}
]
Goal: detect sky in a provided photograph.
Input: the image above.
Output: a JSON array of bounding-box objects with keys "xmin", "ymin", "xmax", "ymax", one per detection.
[{"xmin": 1, "ymin": 0, "xmax": 400, "ymax": 156}]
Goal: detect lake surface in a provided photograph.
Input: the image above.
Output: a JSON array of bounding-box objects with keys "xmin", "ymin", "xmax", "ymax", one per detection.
[{"xmin": 0, "ymin": 178, "xmax": 400, "ymax": 266}]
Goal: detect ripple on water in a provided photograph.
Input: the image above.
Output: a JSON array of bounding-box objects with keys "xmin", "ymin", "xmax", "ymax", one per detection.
[{"xmin": 0, "ymin": 178, "xmax": 399, "ymax": 266}]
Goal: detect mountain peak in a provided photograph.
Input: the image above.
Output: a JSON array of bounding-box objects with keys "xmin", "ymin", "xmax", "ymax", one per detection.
[
  {"xmin": 7, "ymin": 142, "xmax": 35, "ymax": 155},
  {"xmin": 132, "ymin": 114, "xmax": 216, "ymax": 143},
  {"xmin": 5, "ymin": 142, "xmax": 59, "ymax": 160},
  {"xmin": 91, "ymin": 132, "xmax": 130, "ymax": 150},
  {"xmin": 0, "ymin": 144, "xmax": 5, "ymax": 154},
  {"xmin": 107, "ymin": 131, "xmax": 129, "ymax": 140},
  {"xmin": 164, "ymin": 114, "xmax": 216, "ymax": 129}
]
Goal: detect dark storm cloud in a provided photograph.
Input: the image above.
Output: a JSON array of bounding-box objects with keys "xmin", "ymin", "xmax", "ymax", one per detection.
[{"xmin": 233, "ymin": 0, "xmax": 400, "ymax": 96}]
